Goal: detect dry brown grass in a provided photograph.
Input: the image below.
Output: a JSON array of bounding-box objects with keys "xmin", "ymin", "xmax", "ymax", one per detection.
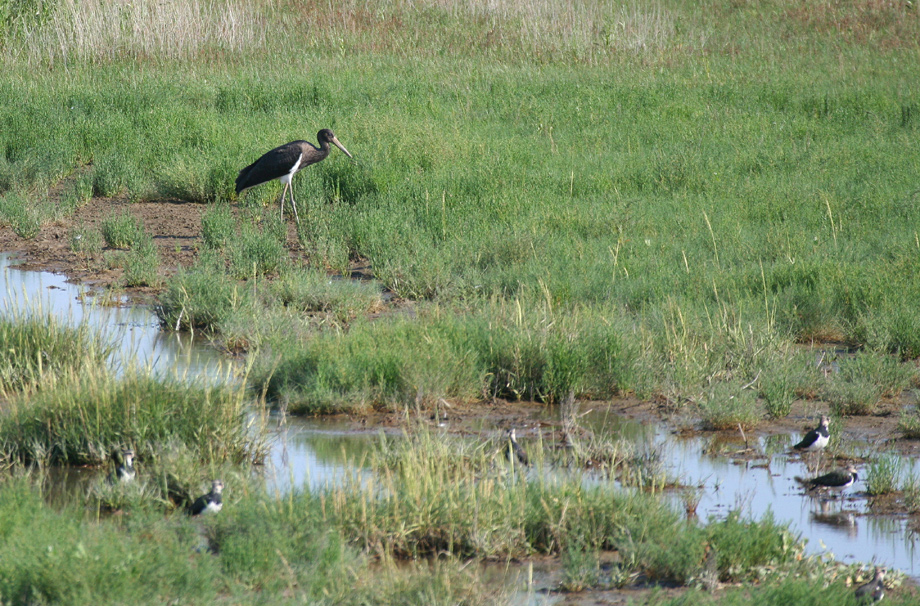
[
  {"xmin": 785, "ymin": 0, "xmax": 919, "ymax": 49},
  {"xmin": 18, "ymin": 0, "xmax": 266, "ymax": 64},
  {"xmin": 285, "ymin": 0, "xmax": 679, "ymax": 60}
]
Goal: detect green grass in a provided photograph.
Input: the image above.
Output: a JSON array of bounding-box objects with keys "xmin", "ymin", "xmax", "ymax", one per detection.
[
  {"xmin": 311, "ymin": 427, "xmax": 822, "ymax": 588},
  {"xmin": 100, "ymin": 209, "xmax": 143, "ymax": 249},
  {"xmin": 0, "ymin": 368, "xmax": 262, "ymax": 468},
  {"xmin": 0, "ymin": 474, "xmax": 505, "ymax": 606},
  {"xmin": 253, "ymin": 301, "xmax": 629, "ymax": 413},
  {"xmin": 1, "ymin": 2, "xmax": 915, "ymax": 602},
  {"xmin": 69, "ymin": 222, "xmax": 103, "ymax": 257},
  {"xmin": 0, "ymin": 0, "xmax": 918, "ymax": 418},
  {"xmin": 0, "ymin": 307, "xmax": 113, "ymax": 395},
  {"xmin": 699, "ymin": 381, "xmax": 763, "ymax": 431},
  {"xmin": 865, "ymin": 454, "xmax": 904, "ymax": 497},
  {"xmin": 268, "ymin": 267, "xmax": 383, "ymax": 322},
  {"xmin": 122, "ymin": 231, "xmax": 161, "ymax": 287},
  {"xmin": 646, "ymin": 574, "xmax": 913, "ymax": 605}
]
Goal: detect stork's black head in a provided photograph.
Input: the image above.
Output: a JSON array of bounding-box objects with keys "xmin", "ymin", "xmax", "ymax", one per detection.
[{"xmin": 317, "ymin": 128, "xmax": 353, "ymax": 158}]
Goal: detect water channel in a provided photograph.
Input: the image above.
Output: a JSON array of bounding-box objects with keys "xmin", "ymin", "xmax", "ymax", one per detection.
[{"xmin": 1, "ymin": 252, "xmax": 916, "ymax": 586}]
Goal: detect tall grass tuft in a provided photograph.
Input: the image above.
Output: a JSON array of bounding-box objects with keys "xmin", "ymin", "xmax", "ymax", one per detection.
[
  {"xmin": 0, "ymin": 475, "xmax": 506, "ymax": 605},
  {"xmin": 699, "ymin": 381, "xmax": 762, "ymax": 431},
  {"xmin": 865, "ymin": 455, "xmax": 903, "ymax": 496},
  {"xmin": 0, "ymin": 369, "xmax": 262, "ymax": 467},
  {"xmin": 269, "ymin": 268, "xmax": 383, "ymax": 323},
  {"xmin": 200, "ymin": 202, "xmax": 235, "ymax": 250},
  {"xmin": 228, "ymin": 216, "xmax": 288, "ymax": 278},
  {"xmin": 69, "ymin": 222, "xmax": 103, "ymax": 257},
  {"xmin": 0, "ymin": 190, "xmax": 49, "ymax": 238},
  {"xmin": 100, "ymin": 209, "xmax": 143, "ymax": 249},
  {"xmin": 253, "ymin": 301, "xmax": 630, "ymax": 413},
  {"xmin": 0, "ymin": 307, "xmax": 112, "ymax": 395},
  {"xmin": 122, "ymin": 231, "xmax": 161, "ymax": 287},
  {"xmin": 155, "ymin": 255, "xmax": 255, "ymax": 332}
]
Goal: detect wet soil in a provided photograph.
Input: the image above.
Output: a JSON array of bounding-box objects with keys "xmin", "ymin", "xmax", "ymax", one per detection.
[
  {"xmin": 0, "ymin": 195, "xmax": 318, "ymax": 303},
  {"xmin": 0, "ymin": 196, "xmax": 205, "ymax": 301}
]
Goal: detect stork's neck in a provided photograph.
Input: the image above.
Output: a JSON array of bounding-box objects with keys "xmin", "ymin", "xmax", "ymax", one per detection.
[{"xmin": 315, "ymin": 139, "xmax": 331, "ymax": 158}]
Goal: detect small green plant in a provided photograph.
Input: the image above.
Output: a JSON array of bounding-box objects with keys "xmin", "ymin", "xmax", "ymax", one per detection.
[
  {"xmin": 903, "ymin": 470, "xmax": 920, "ymax": 514},
  {"xmin": 560, "ymin": 542, "xmax": 601, "ymax": 592},
  {"xmin": 155, "ymin": 256, "xmax": 251, "ymax": 332},
  {"xmin": 69, "ymin": 223, "xmax": 103, "ymax": 256},
  {"xmin": 699, "ymin": 381, "xmax": 762, "ymax": 430},
  {"xmin": 0, "ymin": 308, "xmax": 113, "ymax": 394},
  {"xmin": 228, "ymin": 219, "xmax": 287, "ymax": 278},
  {"xmin": 0, "ymin": 190, "xmax": 44, "ymax": 238},
  {"xmin": 122, "ymin": 232, "xmax": 161, "ymax": 287},
  {"xmin": 865, "ymin": 455, "xmax": 903, "ymax": 496},
  {"xmin": 898, "ymin": 408, "xmax": 920, "ymax": 439},
  {"xmin": 0, "ymin": 368, "xmax": 262, "ymax": 467},
  {"xmin": 100, "ymin": 209, "xmax": 142, "ymax": 249},
  {"xmin": 759, "ymin": 355, "xmax": 800, "ymax": 419},
  {"xmin": 824, "ymin": 380, "xmax": 880, "ymax": 416},
  {"xmin": 92, "ymin": 153, "xmax": 140, "ymax": 197},
  {"xmin": 270, "ymin": 268, "xmax": 383, "ymax": 322},
  {"xmin": 200, "ymin": 202, "xmax": 235, "ymax": 250},
  {"xmin": 59, "ymin": 172, "xmax": 94, "ymax": 213}
]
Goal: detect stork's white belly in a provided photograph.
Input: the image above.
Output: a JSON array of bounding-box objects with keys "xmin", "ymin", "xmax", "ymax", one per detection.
[{"xmin": 279, "ymin": 152, "xmax": 304, "ymax": 185}]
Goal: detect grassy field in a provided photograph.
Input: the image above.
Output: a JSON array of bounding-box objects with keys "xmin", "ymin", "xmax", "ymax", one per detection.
[
  {"xmin": 3, "ymin": 0, "xmax": 916, "ymax": 416},
  {"xmin": 1, "ymin": 0, "xmax": 920, "ymax": 602}
]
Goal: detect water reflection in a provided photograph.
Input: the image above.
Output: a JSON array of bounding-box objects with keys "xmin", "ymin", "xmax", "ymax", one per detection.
[
  {"xmin": 0, "ymin": 253, "xmax": 228, "ymax": 380},
  {"xmin": 263, "ymin": 416, "xmax": 376, "ymax": 494},
  {"xmin": 269, "ymin": 411, "xmax": 920, "ymax": 581}
]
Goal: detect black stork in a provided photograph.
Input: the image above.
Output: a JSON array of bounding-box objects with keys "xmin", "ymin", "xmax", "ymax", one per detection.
[
  {"xmin": 793, "ymin": 415, "xmax": 830, "ymax": 452},
  {"xmin": 235, "ymin": 129, "xmax": 353, "ymax": 224},
  {"xmin": 854, "ymin": 567, "xmax": 886, "ymax": 603},
  {"xmin": 795, "ymin": 464, "xmax": 858, "ymax": 493},
  {"xmin": 187, "ymin": 480, "xmax": 224, "ymax": 516},
  {"xmin": 506, "ymin": 428, "xmax": 529, "ymax": 466}
]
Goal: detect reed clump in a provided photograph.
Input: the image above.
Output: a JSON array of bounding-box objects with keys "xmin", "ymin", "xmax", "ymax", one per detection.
[
  {"xmin": 0, "ymin": 308, "xmax": 112, "ymax": 395},
  {"xmin": 0, "ymin": 368, "xmax": 262, "ymax": 467},
  {"xmin": 315, "ymin": 428, "xmax": 805, "ymax": 586}
]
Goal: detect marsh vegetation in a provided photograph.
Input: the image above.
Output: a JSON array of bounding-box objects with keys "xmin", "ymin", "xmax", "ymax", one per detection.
[{"xmin": 1, "ymin": 0, "xmax": 920, "ymax": 603}]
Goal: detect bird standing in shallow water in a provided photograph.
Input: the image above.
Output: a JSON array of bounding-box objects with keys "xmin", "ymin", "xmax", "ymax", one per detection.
[
  {"xmin": 235, "ymin": 129, "xmax": 353, "ymax": 225},
  {"xmin": 794, "ymin": 415, "xmax": 830, "ymax": 452},
  {"xmin": 795, "ymin": 464, "xmax": 858, "ymax": 493},
  {"xmin": 188, "ymin": 480, "xmax": 224, "ymax": 516},
  {"xmin": 506, "ymin": 428, "xmax": 529, "ymax": 466},
  {"xmin": 855, "ymin": 567, "xmax": 886, "ymax": 602}
]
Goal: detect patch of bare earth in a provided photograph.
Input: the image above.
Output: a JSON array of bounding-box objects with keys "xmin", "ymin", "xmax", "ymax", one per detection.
[{"xmin": 0, "ymin": 195, "xmax": 308, "ymax": 302}]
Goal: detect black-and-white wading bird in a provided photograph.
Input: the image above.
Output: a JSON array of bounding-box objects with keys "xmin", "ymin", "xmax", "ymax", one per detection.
[
  {"xmin": 112, "ymin": 448, "xmax": 135, "ymax": 483},
  {"xmin": 505, "ymin": 428, "xmax": 529, "ymax": 466},
  {"xmin": 795, "ymin": 464, "xmax": 858, "ymax": 493},
  {"xmin": 235, "ymin": 129, "xmax": 353, "ymax": 224},
  {"xmin": 854, "ymin": 567, "xmax": 886, "ymax": 603},
  {"xmin": 793, "ymin": 415, "xmax": 830, "ymax": 452},
  {"xmin": 187, "ymin": 480, "xmax": 224, "ymax": 516}
]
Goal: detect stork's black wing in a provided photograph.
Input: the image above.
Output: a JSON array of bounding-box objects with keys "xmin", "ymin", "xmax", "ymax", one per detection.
[{"xmin": 235, "ymin": 141, "xmax": 308, "ymax": 193}]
